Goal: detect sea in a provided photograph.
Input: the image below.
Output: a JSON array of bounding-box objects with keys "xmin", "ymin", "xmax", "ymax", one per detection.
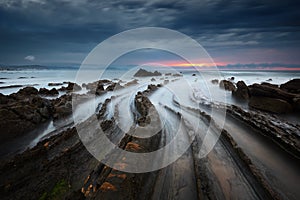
[
  {"xmin": 1, "ymin": 66, "xmax": 299, "ymax": 158},
  {"xmin": 1, "ymin": 66, "xmax": 299, "ymax": 95}
]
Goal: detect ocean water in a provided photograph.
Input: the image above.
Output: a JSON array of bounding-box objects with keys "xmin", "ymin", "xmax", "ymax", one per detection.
[{"xmin": 0, "ymin": 69, "xmax": 299, "ymax": 104}]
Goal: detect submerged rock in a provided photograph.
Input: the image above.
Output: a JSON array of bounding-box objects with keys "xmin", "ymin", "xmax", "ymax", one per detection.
[
  {"xmin": 48, "ymin": 82, "xmax": 64, "ymax": 86},
  {"xmin": 0, "ymin": 85, "xmax": 24, "ymax": 89},
  {"xmin": 172, "ymin": 73, "xmax": 182, "ymax": 77},
  {"xmin": 124, "ymin": 79, "xmax": 138, "ymax": 87},
  {"xmin": 211, "ymin": 79, "xmax": 219, "ymax": 84}
]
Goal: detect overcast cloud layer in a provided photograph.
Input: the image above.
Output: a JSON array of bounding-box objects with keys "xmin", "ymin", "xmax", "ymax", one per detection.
[{"xmin": 0, "ymin": 0, "xmax": 299, "ymax": 68}]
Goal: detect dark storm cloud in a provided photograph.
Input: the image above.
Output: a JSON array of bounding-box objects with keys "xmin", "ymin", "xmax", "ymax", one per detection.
[{"xmin": 0, "ymin": 0, "xmax": 299, "ymax": 65}]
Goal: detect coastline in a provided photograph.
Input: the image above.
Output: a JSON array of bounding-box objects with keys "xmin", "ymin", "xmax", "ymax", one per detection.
[{"xmin": 0, "ymin": 69, "xmax": 299, "ymax": 200}]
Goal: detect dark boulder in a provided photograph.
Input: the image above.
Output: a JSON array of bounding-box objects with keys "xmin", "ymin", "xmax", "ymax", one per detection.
[
  {"xmin": 280, "ymin": 79, "xmax": 300, "ymax": 94},
  {"xmin": 293, "ymin": 97, "xmax": 300, "ymax": 110},
  {"xmin": 39, "ymin": 88, "xmax": 59, "ymax": 96},
  {"xmin": 51, "ymin": 94, "xmax": 72, "ymax": 120},
  {"xmin": 0, "ymin": 93, "xmax": 10, "ymax": 104},
  {"xmin": 147, "ymin": 84, "xmax": 158, "ymax": 91},
  {"xmin": 0, "ymin": 89, "xmax": 52, "ymax": 140},
  {"xmin": 249, "ymin": 83, "xmax": 297, "ymax": 103},
  {"xmin": 16, "ymin": 86, "xmax": 38, "ymax": 96},
  {"xmin": 85, "ymin": 80, "xmax": 109, "ymax": 95},
  {"xmin": 211, "ymin": 79, "xmax": 219, "ymax": 84},
  {"xmin": 95, "ymin": 84, "xmax": 105, "ymax": 95},
  {"xmin": 134, "ymin": 93, "xmax": 153, "ymax": 126},
  {"xmin": 232, "ymin": 81, "xmax": 249, "ymax": 100},
  {"xmin": 58, "ymin": 82, "xmax": 81, "ymax": 92},
  {"xmin": 261, "ymin": 82, "xmax": 278, "ymax": 88},
  {"xmin": 106, "ymin": 82, "xmax": 124, "ymax": 91},
  {"xmin": 219, "ymin": 80, "xmax": 236, "ymax": 91}
]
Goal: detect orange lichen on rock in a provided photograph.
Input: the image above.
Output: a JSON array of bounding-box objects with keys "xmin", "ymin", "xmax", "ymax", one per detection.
[
  {"xmin": 43, "ymin": 141, "xmax": 50, "ymax": 148},
  {"xmin": 125, "ymin": 142, "xmax": 142, "ymax": 151},
  {"xmin": 108, "ymin": 173, "xmax": 127, "ymax": 180},
  {"xmin": 100, "ymin": 182, "xmax": 117, "ymax": 191},
  {"xmin": 117, "ymin": 174, "xmax": 127, "ymax": 179},
  {"xmin": 108, "ymin": 173, "xmax": 115, "ymax": 178},
  {"xmin": 83, "ymin": 175, "xmax": 90, "ymax": 184}
]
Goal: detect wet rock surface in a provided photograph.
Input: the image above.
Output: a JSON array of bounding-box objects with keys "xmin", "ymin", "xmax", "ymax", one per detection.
[
  {"xmin": 0, "ymin": 78, "xmax": 299, "ymax": 200},
  {"xmin": 58, "ymin": 82, "xmax": 82, "ymax": 92},
  {"xmin": 232, "ymin": 80, "xmax": 250, "ymax": 100},
  {"xmin": 219, "ymin": 80, "xmax": 236, "ymax": 91},
  {"xmin": 0, "ymin": 87, "xmax": 52, "ymax": 141},
  {"xmin": 84, "ymin": 79, "xmax": 111, "ymax": 95},
  {"xmin": 249, "ymin": 96, "xmax": 292, "ymax": 113},
  {"xmin": 106, "ymin": 82, "xmax": 124, "ymax": 91},
  {"xmin": 261, "ymin": 82, "xmax": 279, "ymax": 88},
  {"xmin": 249, "ymin": 83, "xmax": 296, "ymax": 102},
  {"xmin": 51, "ymin": 94, "xmax": 72, "ymax": 120},
  {"xmin": 39, "ymin": 88, "xmax": 59, "ymax": 96},
  {"xmin": 134, "ymin": 92, "xmax": 153, "ymax": 126},
  {"xmin": 280, "ymin": 79, "xmax": 300, "ymax": 94},
  {"xmin": 248, "ymin": 82, "xmax": 299, "ymax": 113}
]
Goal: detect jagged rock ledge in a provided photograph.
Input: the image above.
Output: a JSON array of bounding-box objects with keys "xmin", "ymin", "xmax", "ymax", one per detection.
[{"xmin": 133, "ymin": 68, "xmax": 162, "ymax": 77}]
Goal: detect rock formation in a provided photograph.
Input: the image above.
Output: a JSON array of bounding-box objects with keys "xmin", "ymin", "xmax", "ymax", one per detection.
[
  {"xmin": 219, "ymin": 80, "xmax": 236, "ymax": 91},
  {"xmin": 232, "ymin": 81, "xmax": 250, "ymax": 100},
  {"xmin": 133, "ymin": 69, "xmax": 161, "ymax": 77}
]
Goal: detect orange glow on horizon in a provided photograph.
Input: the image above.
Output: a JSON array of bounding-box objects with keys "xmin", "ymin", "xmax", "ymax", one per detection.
[
  {"xmin": 162, "ymin": 61, "xmax": 226, "ymax": 67},
  {"xmin": 137, "ymin": 60, "xmax": 300, "ymax": 71},
  {"xmin": 143, "ymin": 61, "xmax": 300, "ymax": 71}
]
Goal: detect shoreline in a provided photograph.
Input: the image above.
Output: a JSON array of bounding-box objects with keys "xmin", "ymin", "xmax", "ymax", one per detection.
[{"xmin": 0, "ymin": 71, "xmax": 299, "ymax": 199}]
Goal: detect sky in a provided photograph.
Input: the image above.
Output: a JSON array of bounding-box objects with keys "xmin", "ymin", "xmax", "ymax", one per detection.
[{"xmin": 0, "ymin": 0, "xmax": 300, "ymax": 70}]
